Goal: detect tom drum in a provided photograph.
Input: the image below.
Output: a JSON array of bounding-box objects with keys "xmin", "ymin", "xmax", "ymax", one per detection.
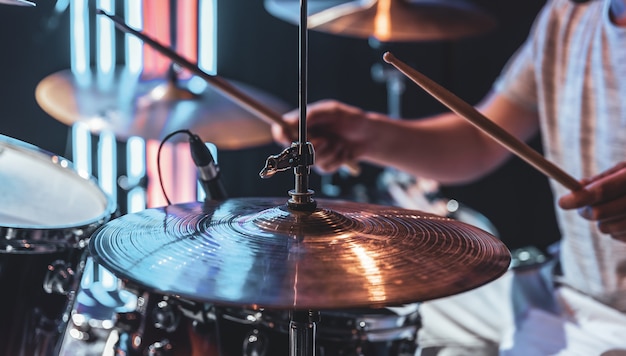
[{"xmin": 0, "ymin": 134, "xmax": 115, "ymax": 355}]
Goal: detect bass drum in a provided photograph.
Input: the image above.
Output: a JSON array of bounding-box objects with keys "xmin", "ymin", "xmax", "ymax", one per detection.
[{"xmin": 0, "ymin": 134, "xmax": 115, "ymax": 355}]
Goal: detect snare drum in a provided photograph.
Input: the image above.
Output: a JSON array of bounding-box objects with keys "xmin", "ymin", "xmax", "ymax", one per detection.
[
  {"xmin": 0, "ymin": 134, "xmax": 115, "ymax": 355},
  {"xmin": 80, "ymin": 268, "xmax": 419, "ymax": 356},
  {"xmin": 215, "ymin": 305, "xmax": 420, "ymax": 356},
  {"xmin": 79, "ymin": 279, "xmax": 220, "ymax": 356}
]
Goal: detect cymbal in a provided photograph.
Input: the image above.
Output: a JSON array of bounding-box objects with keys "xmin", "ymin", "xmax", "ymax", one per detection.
[
  {"xmin": 265, "ymin": 0, "xmax": 497, "ymax": 42},
  {"xmin": 0, "ymin": 0, "xmax": 35, "ymax": 5},
  {"xmin": 35, "ymin": 68, "xmax": 290, "ymax": 149},
  {"xmin": 89, "ymin": 198, "xmax": 510, "ymax": 310}
]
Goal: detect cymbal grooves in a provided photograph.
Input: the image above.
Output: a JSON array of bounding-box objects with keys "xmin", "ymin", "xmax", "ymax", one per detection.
[{"xmin": 89, "ymin": 198, "xmax": 510, "ymax": 310}]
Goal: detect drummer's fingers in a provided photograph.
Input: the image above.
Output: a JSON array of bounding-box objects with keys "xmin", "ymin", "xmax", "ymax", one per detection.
[
  {"xmin": 310, "ymin": 138, "xmax": 336, "ymax": 173},
  {"xmin": 596, "ymin": 214, "xmax": 626, "ymax": 242},
  {"xmin": 311, "ymin": 137, "xmax": 348, "ymax": 173},
  {"xmin": 576, "ymin": 194, "xmax": 626, "ymax": 241},
  {"xmin": 576, "ymin": 193, "xmax": 626, "ymax": 221},
  {"xmin": 559, "ymin": 167, "xmax": 626, "ymax": 209},
  {"xmin": 582, "ymin": 162, "xmax": 626, "ymax": 185},
  {"xmin": 274, "ymin": 108, "xmax": 302, "ymax": 144},
  {"xmin": 271, "ymin": 123, "xmax": 292, "ymax": 146}
]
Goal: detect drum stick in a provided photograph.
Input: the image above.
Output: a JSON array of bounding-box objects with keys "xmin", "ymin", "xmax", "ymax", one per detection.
[
  {"xmin": 97, "ymin": 10, "xmax": 290, "ymax": 134},
  {"xmin": 97, "ymin": 10, "xmax": 360, "ymax": 176},
  {"xmin": 383, "ymin": 52, "xmax": 582, "ymax": 191}
]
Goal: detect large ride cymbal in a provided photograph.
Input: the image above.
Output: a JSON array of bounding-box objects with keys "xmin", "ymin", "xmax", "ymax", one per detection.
[
  {"xmin": 265, "ymin": 0, "xmax": 497, "ymax": 42},
  {"xmin": 89, "ymin": 198, "xmax": 510, "ymax": 310},
  {"xmin": 35, "ymin": 68, "xmax": 290, "ymax": 149}
]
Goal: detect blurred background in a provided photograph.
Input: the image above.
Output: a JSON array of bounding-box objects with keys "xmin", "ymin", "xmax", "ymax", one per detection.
[{"xmin": 0, "ymin": 0, "xmax": 559, "ymax": 253}]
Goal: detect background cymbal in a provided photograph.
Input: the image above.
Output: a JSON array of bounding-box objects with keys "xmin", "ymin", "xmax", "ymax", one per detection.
[
  {"xmin": 35, "ymin": 68, "xmax": 291, "ymax": 149},
  {"xmin": 89, "ymin": 198, "xmax": 511, "ymax": 310},
  {"xmin": 0, "ymin": 0, "xmax": 35, "ymax": 6},
  {"xmin": 265, "ymin": 0, "xmax": 497, "ymax": 42}
]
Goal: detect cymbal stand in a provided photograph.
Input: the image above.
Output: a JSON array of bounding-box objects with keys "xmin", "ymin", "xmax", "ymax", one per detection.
[
  {"xmin": 262, "ymin": 0, "xmax": 320, "ymax": 354},
  {"xmin": 258, "ymin": 0, "xmax": 316, "ymax": 212},
  {"xmin": 290, "ymin": 310, "xmax": 320, "ymax": 356},
  {"xmin": 283, "ymin": 0, "xmax": 316, "ymax": 212},
  {"xmin": 99, "ymin": 5, "xmax": 321, "ymax": 353}
]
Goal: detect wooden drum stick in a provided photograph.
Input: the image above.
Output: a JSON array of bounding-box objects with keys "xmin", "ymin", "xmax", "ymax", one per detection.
[
  {"xmin": 98, "ymin": 10, "xmax": 360, "ymax": 176},
  {"xmin": 98, "ymin": 10, "xmax": 291, "ymax": 134},
  {"xmin": 383, "ymin": 52, "xmax": 582, "ymax": 191}
]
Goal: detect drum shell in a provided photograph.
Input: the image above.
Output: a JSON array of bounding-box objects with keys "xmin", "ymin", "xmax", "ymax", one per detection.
[
  {"xmin": 82, "ymin": 272, "xmax": 418, "ymax": 356},
  {"xmin": 0, "ymin": 134, "xmax": 115, "ymax": 355},
  {"xmin": 0, "ymin": 249, "xmax": 86, "ymax": 355},
  {"xmin": 57, "ymin": 258, "xmax": 214, "ymax": 356},
  {"xmin": 216, "ymin": 306, "xmax": 420, "ymax": 356},
  {"xmin": 0, "ymin": 134, "xmax": 115, "ymax": 252}
]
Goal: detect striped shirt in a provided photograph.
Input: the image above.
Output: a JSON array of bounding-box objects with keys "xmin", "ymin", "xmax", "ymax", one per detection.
[{"xmin": 495, "ymin": 0, "xmax": 626, "ymax": 311}]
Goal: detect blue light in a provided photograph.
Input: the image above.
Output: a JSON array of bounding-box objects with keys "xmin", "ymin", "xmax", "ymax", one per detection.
[
  {"xmin": 97, "ymin": 0, "xmax": 115, "ymax": 74},
  {"xmin": 70, "ymin": 0, "xmax": 90, "ymax": 75},
  {"xmin": 72, "ymin": 122, "xmax": 92, "ymax": 175},
  {"xmin": 125, "ymin": 0, "xmax": 143, "ymax": 74},
  {"xmin": 199, "ymin": 0, "xmax": 217, "ymax": 74},
  {"xmin": 98, "ymin": 130, "xmax": 117, "ymax": 206}
]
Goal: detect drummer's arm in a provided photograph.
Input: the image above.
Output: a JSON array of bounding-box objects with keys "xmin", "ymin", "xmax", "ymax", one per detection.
[{"xmin": 358, "ymin": 92, "xmax": 541, "ymax": 184}]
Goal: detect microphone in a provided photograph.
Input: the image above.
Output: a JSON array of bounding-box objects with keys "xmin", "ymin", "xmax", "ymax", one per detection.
[{"xmin": 189, "ymin": 134, "xmax": 228, "ymax": 201}]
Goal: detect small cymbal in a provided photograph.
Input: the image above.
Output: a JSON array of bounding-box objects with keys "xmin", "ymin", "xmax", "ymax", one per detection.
[
  {"xmin": 265, "ymin": 0, "xmax": 497, "ymax": 42},
  {"xmin": 89, "ymin": 198, "xmax": 510, "ymax": 310},
  {"xmin": 0, "ymin": 0, "xmax": 35, "ymax": 6},
  {"xmin": 35, "ymin": 68, "xmax": 290, "ymax": 149}
]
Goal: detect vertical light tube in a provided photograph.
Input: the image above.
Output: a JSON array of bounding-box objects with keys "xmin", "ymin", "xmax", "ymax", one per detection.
[
  {"xmin": 72, "ymin": 122, "xmax": 92, "ymax": 176},
  {"xmin": 146, "ymin": 140, "xmax": 174, "ymax": 208},
  {"xmin": 125, "ymin": 0, "xmax": 143, "ymax": 74},
  {"xmin": 198, "ymin": 0, "xmax": 217, "ymax": 75},
  {"xmin": 97, "ymin": 0, "xmax": 115, "ymax": 75},
  {"xmin": 70, "ymin": 0, "xmax": 90, "ymax": 76},
  {"xmin": 127, "ymin": 187, "xmax": 147, "ymax": 213},
  {"xmin": 142, "ymin": 1, "xmax": 171, "ymax": 78},
  {"xmin": 176, "ymin": 0, "xmax": 198, "ymax": 79},
  {"xmin": 126, "ymin": 136, "xmax": 147, "ymax": 213},
  {"xmin": 98, "ymin": 130, "xmax": 117, "ymax": 208},
  {"xmin": 126, "ymin": 0, "xmax": 145, "ymax": 212},
  {"xmin": 175, "ymin": 142, "xmax": 196, "ymax": 203}
]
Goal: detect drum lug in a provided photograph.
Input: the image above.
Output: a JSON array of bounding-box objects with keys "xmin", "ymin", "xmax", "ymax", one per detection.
[
  {"xmin": 115, "ymin": 311, "xmax": 143, "ymax": 333},
  {"xmin": 243, "ymin": 328, "xmax": 269, "ymax": 356},
  {"xmin": 152, "ymin": 298, "xmax": 181, "ymax": 333},
  {"xmin": 43, "ymin": 260, "xmax": 76, "ymax": 295},
  {"xmin": 145, "ymin": 339, "xmax": 173, "ymax": 356}
]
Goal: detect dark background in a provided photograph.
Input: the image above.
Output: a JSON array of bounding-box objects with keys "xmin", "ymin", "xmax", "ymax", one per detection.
[{"xmin": 0, "ymin": 0, "xmax": 560, "ymax": 252}]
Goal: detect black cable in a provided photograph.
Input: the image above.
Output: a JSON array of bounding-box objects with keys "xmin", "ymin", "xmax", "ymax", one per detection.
[{"xmin": 156, "ymin": 129, "xmax": 193, "ymax": 206}]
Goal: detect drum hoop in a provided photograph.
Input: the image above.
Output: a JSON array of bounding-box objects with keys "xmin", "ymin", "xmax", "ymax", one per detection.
[
  {"xmin": 0, "ymin": 134, "xmax": 117, "ymax": 253},
  {"xmin": 216, "ymin": 305, "xmax": 421, "ymax": 342}
]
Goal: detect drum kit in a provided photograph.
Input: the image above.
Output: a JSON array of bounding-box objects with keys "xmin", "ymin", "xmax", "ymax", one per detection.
[{"xmin": 0, "ymin": 1, "xmax": 515, "ymax": 355}]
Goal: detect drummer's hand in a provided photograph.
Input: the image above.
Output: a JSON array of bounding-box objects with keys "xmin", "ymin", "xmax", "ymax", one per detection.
[
  {"xmin": 272, "ymin": 110, "xmax": 298, "ymax": 146},
  {"xmin": 272, "ymin": 100, "xmax": 375, "ymax": 173},
  {"xmin": 558, "ymin": 162, "xmax": 626, "ymax": 242}
]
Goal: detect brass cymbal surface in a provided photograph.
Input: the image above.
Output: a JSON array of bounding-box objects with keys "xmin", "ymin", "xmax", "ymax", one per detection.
[
  {"xmin": 35, "ymin": 68, "xmax": 290, "ymax": 149},
  {"xmin": 265, "ymin": 0, "xmax": 497, "ymax": 42},
  {"xmin": 89, "ymin": 198, "xmax": 510, "ymax": 310}
]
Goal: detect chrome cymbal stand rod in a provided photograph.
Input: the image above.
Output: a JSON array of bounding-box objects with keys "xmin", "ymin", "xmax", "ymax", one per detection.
[
  {"xmin": 288, "ymin": 0, "xmax": 316, "ymax": 211},
  {"xmin": 290, "ymin": 310, "xmax": 319, "ymax": 356},
  {"xmin": 257, "ymin": 0, "xmax": 316, "ymax": 210},
  {"xmin": 289, "ymin": 0, "xmax": 317, "ymax": 354}
]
